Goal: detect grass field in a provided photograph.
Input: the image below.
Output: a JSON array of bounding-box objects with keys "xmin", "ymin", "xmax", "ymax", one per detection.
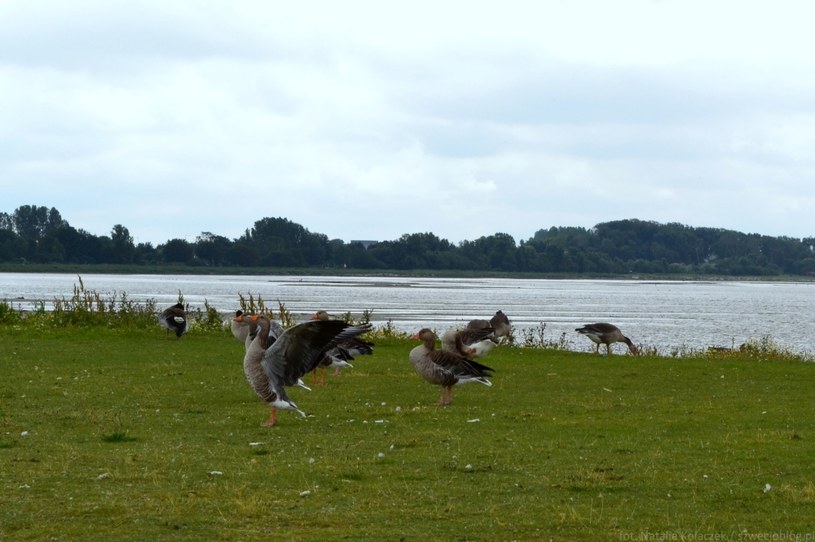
[{"xmin": 1, "ymin": 326, "xmax": 813, "ymax": 541}]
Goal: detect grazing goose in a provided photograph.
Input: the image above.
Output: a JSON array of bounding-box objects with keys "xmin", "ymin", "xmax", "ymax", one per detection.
[
  {"xmin": 409, "ymin": 328, "xmax": 494, "ymax": 406},
  {"xmin": 467, "ymin": 310, "xmax": 511, "ymax": 343},
  {"xmin": 310, "ymin": 310, "xmax": 375, "ymax": 383},
  {"xmin": 159, "ymin": 302, "xmax": 188, "ymax": 338},
  {"xmin": 246, "ymin": 314, "xmax": 372, "ymax": 425},
  {"xmin": 441, "ymin": 326, "xmax": 498, "ymax": 358},
  {"xmin": 575, "ymin": 323, "xmax": 639, "ymax": 356}
]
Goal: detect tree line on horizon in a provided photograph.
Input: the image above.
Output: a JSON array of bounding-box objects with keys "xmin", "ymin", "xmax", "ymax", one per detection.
[{"xmin": 1, "ymin": 204, "xmax": 814, "ymax": 276}]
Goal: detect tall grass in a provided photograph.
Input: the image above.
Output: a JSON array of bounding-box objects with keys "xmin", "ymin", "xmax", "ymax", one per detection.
[
  {"xmin": 3, "ymin": 278, "xmax": 811, "ymax": 361},
  {"xmin": 1, "ymin": 275, "xmax": 160, "ymax": 331}
]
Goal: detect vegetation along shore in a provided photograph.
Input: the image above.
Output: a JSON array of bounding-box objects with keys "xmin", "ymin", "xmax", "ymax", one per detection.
[{"xmin": 2, "ymin": 204, "xmax": 815, "ymax": 276}]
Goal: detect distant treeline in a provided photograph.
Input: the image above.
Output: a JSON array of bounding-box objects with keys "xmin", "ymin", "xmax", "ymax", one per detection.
[{"xmin": 2, "ymin": 205, "xmax": 814, "ymax": 276}]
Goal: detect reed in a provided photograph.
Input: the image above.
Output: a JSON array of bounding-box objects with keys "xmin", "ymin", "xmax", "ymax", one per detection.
[{"xmin": 3, "ymin": 277, "xmax": 812, "ymax": 363}]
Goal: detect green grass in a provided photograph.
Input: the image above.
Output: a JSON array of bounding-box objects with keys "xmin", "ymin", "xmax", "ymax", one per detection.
[{"xmin": 1, "ymin": 327, "xmax": 813, "ymax": 541}]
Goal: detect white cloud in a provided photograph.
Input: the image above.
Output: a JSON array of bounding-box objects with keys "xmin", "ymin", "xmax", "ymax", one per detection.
[{"xmin": 1, "ymin": 0, "xmax": 815, "ymax": 245}]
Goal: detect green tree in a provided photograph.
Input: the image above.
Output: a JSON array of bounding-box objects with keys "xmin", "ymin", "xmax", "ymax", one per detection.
[
  {"xmin": 195, "ymin": 232, "xmax": 233, "ymax": 266},
  {"xmin": 160, "ymin": 239, "xmax": 194, "ymax": 264},
  {"xmin": 110, "ymin": 224, "xmax": 135, "ymax": 264},
  {"xmin": 240, "ymin": 217, "xmax": 328, "ymax": 267},
  {"xmin": 134, "ymin": 242, "xmax": 158, "ymax": 265},
  {"xmin": 13, "ymin": 205, "xmax": 65, "ymax": 240},
  {"xmin": 0, "ymin": 212, "xmax": 13, "ymax": 232},
  {"xmin": 228, "ymin": 239, "xmax": 260, "ymax": 266},
  {"xmin": 0, "ymin": 228, "xmax": 24, "ymax": 262},
  {"xmin": 459, "ymin": 233, "xmax": 518, "ymax": 271},
  {"xmin": 372, "ymin": 233, "xmax": 455, "ymax": 269}
]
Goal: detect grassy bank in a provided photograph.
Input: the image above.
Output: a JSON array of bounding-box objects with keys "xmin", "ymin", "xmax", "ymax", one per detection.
[{"xmin": 1, "ymin": 326, "xmax": 813, "ymax": 541}]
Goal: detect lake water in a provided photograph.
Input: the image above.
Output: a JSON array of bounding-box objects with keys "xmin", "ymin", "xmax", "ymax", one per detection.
[{"xmin": 1, "ymin": 272, "xmax": 813, "ymax": 356}]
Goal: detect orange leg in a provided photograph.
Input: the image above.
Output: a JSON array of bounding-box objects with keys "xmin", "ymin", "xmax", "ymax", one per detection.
[
  {"xmin": 311, "ymin": 367, "xmax": 327, "ymax": 386},
  {"xmin": 263, "ymin": 406, "xmax": 277, "ymax": 427}
]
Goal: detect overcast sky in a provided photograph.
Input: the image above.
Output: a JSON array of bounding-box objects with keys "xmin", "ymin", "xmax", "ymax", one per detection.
[{"xmin": 2, "ymin": 1, "xmax": 814, "ymax": 246}]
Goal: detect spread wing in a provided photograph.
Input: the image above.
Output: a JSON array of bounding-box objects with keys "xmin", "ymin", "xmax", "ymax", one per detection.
[{"xmin": 260, "ymin": 320, "xmax": 372, "ymax": 396}]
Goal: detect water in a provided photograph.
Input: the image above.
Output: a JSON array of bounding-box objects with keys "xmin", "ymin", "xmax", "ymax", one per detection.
[{"xmin": 1, "ymin": 272, "xmax": 812, "ymax": 356}]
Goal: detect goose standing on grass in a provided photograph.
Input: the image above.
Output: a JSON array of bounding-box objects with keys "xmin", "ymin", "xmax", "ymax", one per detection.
[
  {"xmin": 310, "ymin": 311, "xmax": 376, "ymax": 359},
  {"xmin": 242, "ymin": 315, "xmax": 282, "ymax": 426},
  {"xmin": 245, "ymin": 314, "xmax": 372, "ymax": 426},
  {"xmin": 160, "ymin": 303, "xmax": 188, "ymax": 338},
  {"xmin": 231, "ymin": 310, "xmax": 284, "ymax": 349},
  {"xmin": 311, "ymin": 350, "xmax": 355, "ymax": 386},
  {"xmin": 575, "ymin": 323, "xmax": 639, "ymax": 356},
  {"xmin": 309, "ymin": 310, "xmax": 375, "ymax": 383},
  {"xmin": 409, "ymin": 328, "xmax": 494, "ymax": 406},
  {"xmin": 231, "ymin": 310, "xmax": 255, "ymax": 347},
  {"xmin": 467, "ymin": 310, "xmax": 511, "ymax": 343}
]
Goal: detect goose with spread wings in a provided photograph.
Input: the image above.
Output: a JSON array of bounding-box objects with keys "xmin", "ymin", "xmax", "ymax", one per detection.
[{"xmin": 245, "ymin": 314, "xmax": 372, "ymax": 425}]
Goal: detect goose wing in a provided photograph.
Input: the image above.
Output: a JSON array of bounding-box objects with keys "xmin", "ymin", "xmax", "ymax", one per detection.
[
  {"xmin": 576, "ymin": 322, "xmax": 619, "ymax": 335},
  {"xmin": 268, "ymin": 320, "xmax": 286, "ymax": 343},
  {"xmin": 426, "ymin": 348, "xmax": 494, "ymax": 379},
  {"xmin": 261, "ymin": 320, "xmax": 372, "ymax": 390},
  {"xmin": 458, "ymin": 326, "xmax": 496, "ymax": 344}
]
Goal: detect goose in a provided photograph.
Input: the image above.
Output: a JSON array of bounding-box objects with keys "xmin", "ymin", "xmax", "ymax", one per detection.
[
  {"xmin": 575, "ymin": 323, "xmax": 639, "ymax": 356},
  {"xmin": 159, "ymin": 303, "xmax": 188, "ymax": 338},
  {"xmin": 409, "ymin": 328, "xmax": 494, "ymax": 406},
  {"xmin": 312, "ymin": 350, "xmax": 355, "ymax": 386},
  {"xmin": 242, "ymin": 315, "xmax": 282, "ymax": 426},
  {"xmin": 309, "ymin": 310, "xmax": 375, "ymax": 383},
  {"xmin": 245, "ymin": 314, "xmax": 372, "ymax": 426},
  {"xmin": 468, "ymin": 338, "xmax": 498, "ymax": 358},
  {"xmin": 467, "ymin": 310, "xmax": 511, "ymax": 343},
  {"xmin": 231, "ymin": 310, "xmax": 255, "ymax": 348},
  {"xmin": 231, "ymin": 310, "xmax": 284, "ymax": 349},
  {"xmin": 441, "ymin": 326, "xmax": 498, "ymax": 358}
]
